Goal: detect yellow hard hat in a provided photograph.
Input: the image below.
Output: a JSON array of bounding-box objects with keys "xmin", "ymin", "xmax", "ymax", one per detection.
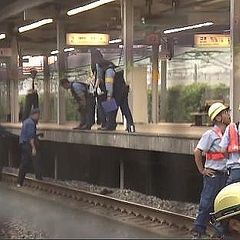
[
  {"xmin": 212, "ymin": 183, "xmax": 240, "ymax": 222},
  {"xmin": 208, "ymin": 102, "xmax": 229, "ymax": 121}
]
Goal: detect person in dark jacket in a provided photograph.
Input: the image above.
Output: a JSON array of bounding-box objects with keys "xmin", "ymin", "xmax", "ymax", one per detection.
[
  {"xmin": 91, "ymin": 49, "xmax": 117, "ymax": 130},
  {"xmin": 22, "ymin": 68, "xmax": 39, "ymax": 121},
  {"xmin": 91, "ymin": 49, "xmax": 135, "ymax": 132}
]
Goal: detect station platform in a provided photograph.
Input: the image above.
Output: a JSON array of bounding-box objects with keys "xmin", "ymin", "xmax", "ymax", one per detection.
[{"xmin": 1, "ymin": 122, "xmax": 208, "ymax": 155}]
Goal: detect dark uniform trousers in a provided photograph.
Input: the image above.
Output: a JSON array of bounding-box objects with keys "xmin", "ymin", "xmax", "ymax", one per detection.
[
  {"xmin": 119, "ymin": 93, "xmax": 134, "ymax": 127},
  {"xmin": 17, "ymin": 142, "xmax": 42, "ymax": 186},
  {"xmin": 78, "ymin": 92, "xmax": 96, "ymax": 128},
  {"xmin": 87, "ymin": 93, "xmax": 96, "ymax": 127}
]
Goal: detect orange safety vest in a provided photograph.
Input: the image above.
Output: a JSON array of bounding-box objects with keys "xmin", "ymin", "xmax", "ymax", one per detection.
[
  {"xmin": 205, "ymin": 126, "xmax": 225, "ymax": 161},
  {"xmin": 227, "ymin": 123, "xmax": 240, "ymax": 153}
]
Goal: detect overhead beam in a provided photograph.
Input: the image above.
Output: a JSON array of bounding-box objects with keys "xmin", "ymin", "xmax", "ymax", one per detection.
[{"xmin": 0, "ymin": 0, "xmax": 55, "ymax": 23}]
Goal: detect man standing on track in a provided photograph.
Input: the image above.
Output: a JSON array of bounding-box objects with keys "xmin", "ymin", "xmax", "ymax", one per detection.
[
  {"xmin": 17, "ymin": 108, "xmax": 42, "ymax": 187},
  {"xmin": 192, "ymin": 102, "xmax": 231, "ymax": 239}
]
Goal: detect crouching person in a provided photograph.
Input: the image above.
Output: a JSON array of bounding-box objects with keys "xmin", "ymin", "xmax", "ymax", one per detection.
[
  {"xmin": 192, "ymin": 103, "xmax": 231, "ymax": 239},
  {"xmin": 17, "ymin": 108, "xmax": 42, "ymax": 187},
  {"xmin": 212, "ymin": 183, "xmax": 240, "ymax": 240}
]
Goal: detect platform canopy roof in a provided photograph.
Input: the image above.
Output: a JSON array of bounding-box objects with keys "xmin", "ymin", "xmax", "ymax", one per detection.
[{"xmin": 0, "ymin": 0, "xmax": 230, "ymax": 55}]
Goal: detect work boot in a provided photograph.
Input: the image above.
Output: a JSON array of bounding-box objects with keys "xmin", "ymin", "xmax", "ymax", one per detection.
[
  {"xmin": 80, "ymin": 124, "xmax": 91, "ymax": 130},
  {"xmin": 100, "ymin": 126, "xmax": 116, "ymax": 131},
  {"xmin": 73, "ymin": 123, "xmax": 85, "ymax": 130},
  {"xmin": 127, "ymin": 125, "xmax": 135, "ymax": 133}
]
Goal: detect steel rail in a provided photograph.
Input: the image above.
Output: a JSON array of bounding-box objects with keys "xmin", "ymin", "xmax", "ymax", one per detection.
[{"xmin": 2, "ymin": 172, "xmax": 197, "ymax": 236}]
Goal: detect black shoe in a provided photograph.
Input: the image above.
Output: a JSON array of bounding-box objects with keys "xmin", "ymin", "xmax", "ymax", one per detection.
[
  {"xmin": 127, "ymin": 125, "xmax": 135, "ymax": 133},
  {"xmin": 73, "ymin": 123, "xmax": 85, "ymax": 130},
  {"xmin": 73, "ymin": 126, "xmax": 82, "ymax": 130},
  {"xmin": 80, "ymin": 125, "xmax": 91, "ymax": 130},
  {"xmin": 100, "ymin": 127, "xmax": 116, "ymax": 131}
]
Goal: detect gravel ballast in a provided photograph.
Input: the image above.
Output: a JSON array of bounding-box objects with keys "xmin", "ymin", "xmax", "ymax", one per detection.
[{"xmin": 3, "ymin": 167, "xmax": 198, "ymax": 218}]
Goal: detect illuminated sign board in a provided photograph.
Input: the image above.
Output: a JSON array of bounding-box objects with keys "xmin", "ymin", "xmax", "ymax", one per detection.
[
  {"xmin": 66, "ymin": 33, "xmax": 110, "ymax": 46},
  {"xmin": 194, "ymin": 34, "xmax": 230, "ymax": 48}
]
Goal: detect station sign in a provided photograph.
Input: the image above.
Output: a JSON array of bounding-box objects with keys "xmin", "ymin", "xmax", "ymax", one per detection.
[
  {"xmin": 66, "ymin": 33, "xmax": 110, "ymax": 46},
  {"xmin": 194, "ymin": 34, "xmax": 230, "ymax": 48},
  {"xmin": 0, "ymin": 48, "xmax": 12, "ymax": 57}
]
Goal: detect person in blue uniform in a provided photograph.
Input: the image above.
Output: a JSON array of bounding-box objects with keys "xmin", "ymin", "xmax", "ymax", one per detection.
[
  {"xmin": 91, "ymin": 49, "xmax": 117, "ymax": 131},
  {"xmin": 17, "ymin": 108, "xmax": 42, "ymax": 187},
  {"xmin": 91, "ymin": 49, "xmax": 135, "ymax": 132},
  {"xmin": 60, "ymin": 79, "xmax": 92, "ymax": 130},
  {"xmin": 192, "ymin": 102, "xmax": 231, "ymax": 239}
]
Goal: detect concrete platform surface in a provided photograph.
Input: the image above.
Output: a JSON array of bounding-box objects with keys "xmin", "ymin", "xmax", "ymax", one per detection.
[{"xmin": 1, "ymin": 122, "xmax": 208, "ymax": 154}]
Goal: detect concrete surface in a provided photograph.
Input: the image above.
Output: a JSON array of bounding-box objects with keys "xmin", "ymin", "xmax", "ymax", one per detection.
[{"xmin": 1, "ymin": 122, "xmax": 208, "ymax": 154}]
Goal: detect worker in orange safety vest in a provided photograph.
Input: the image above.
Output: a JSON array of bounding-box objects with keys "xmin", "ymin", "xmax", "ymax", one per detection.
[
  {"xmin": 220, "ymin": 105, "xmax": 240, "ymax": 186},
  {"xmin": 192, "ymin": 102, "xmax": 231, "ymax": 239}
]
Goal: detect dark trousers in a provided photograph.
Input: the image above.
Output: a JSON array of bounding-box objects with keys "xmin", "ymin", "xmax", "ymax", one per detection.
[
  {"xmin": 78, "ymin": 94, "xmax": 95, "ymax": 128},
  {"xmin": 119, "ymin": 95, "xmax": 134, "ymax": 127},
  {"xmin": 86, "ymin": 94, "xmax": 96, "ymax": 127},
  {"xmin": 226, "ymin": 168, "xmax": 240, "ymax": 185},
  {"xmin": 106, "ymin": 110, "xmax": 118, "ymax": 130},
  {"xmin": 193, "ymin": 173, "xmax": 227, "ymax": 234},
  {"xmin": 97, "ymin": 95, "xmax": 107, "ymax": 128},
  {"xmin": 17, "ymin": 143, "xmax": 42, "ymax": 186}
]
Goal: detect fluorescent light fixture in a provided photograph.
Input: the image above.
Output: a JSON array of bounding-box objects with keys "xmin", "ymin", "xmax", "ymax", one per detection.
[
  {"xmin": 19, "ymin": 18, "xmax": 53, "ymax": 33},
  {"xmin": 0, "ymin": 33, "xmax": 6, "ymax": 40},
  {"xmin": 67, "ymin": 0, "xmax": 115, "ymax": 16},
  {"xmin": 64, "ymin": 47, "xmax": 75, "ymax": 52},
  {"xmin": 22, "ymin": 56, "xmax": 31, "ymax": 59},
  {"xmin": 109, "ymin": 38, "xmax": 122, "ymax": 44},
  {"xmin": 164, "ymin": 22, "xmax": 214, "ymax": 34},
  {"xmin": 119, "ymin": 44, "xmax": 145, "ymax": 49},
  {"xmin": 51, "ymin": 50, "xmax": 59, "ymax": 55},
  {"xmin": 51, "ymin": 48, "xmax": 75, "ymax": 55}
]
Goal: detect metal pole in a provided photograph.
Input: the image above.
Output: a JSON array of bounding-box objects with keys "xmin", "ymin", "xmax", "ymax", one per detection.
[
  {"xmin": 119, "ymin": 160, "xmax": 124, "ymax": 189},
  {"xmin": 230, "ymin": 0, "xmax": 240, "ymax": 122},
  {"xmin": 10, "ymin": 34, "xmax": 19, "ymax": 123},
  {"xmin": 43, "ymin": 56, "xmax": 51, "ymax": 122},
  {"xmin": 123, "ymin": 0, "xmax": 134, "ymax": 110},
  {"xmin": 56, "ymin": 18, "xmax": 66, "ymax": 125},
  {"xmin": 160, "ymin": 60, "xmax": 167, "ymax": 122},
  {"xmin": 54, "ymin": 154, "xmax": 58, "ymax": 180},
  {"xmin": 151, "ymin": 44, "xmax": 159, "ymax": 123}
]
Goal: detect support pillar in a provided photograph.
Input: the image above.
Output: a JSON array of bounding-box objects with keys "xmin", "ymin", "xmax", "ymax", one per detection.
[
  {"xmin": 56, "ymin": 19, "xmax": 66, "ymax": 124},
  {"xmin": 230, "ymin": 0, "xmax": 240, "ymax": 122},
  {"xmin": 151, "ymin": 45, "xmax": 159, "ymax": 123},
  {"xmin": 43, "ymin": 56, "xmax": 51, "ymax": 122},
  {"xmin": 160, "ymin": 60, "xmax": 167, "ymax": 122},
  {"xmin": 119, "ymin": 160, "xmax": 124, "ymax": 189},
  {"xmin": 9, "ymin": 34, "xmax": 19, "ymax": 123},
  {"xmin": 6, "ymin": 59, "xmax": 11, "ymax": 122},
  {"xmin": 123, "ymin": 0, "xmax": 134, "ymax": 110},
  {"xmin": 54, "ymin": 154, "xmax": 58, "ymax": 180}
]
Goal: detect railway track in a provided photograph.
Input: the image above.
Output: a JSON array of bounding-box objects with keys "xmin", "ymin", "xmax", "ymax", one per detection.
[{"xmin": 2, "ymin": 172, "xmax": 201, "ymax": 238}]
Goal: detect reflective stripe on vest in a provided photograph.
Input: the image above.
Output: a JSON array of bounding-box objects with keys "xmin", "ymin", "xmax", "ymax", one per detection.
[
  {"xmin": 227, "ymin": 123, "xmax": 240, "ymax": 153},
  {"xmin": 205, "ymin": 126, "xmax": 225, "ymax": 161}
]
